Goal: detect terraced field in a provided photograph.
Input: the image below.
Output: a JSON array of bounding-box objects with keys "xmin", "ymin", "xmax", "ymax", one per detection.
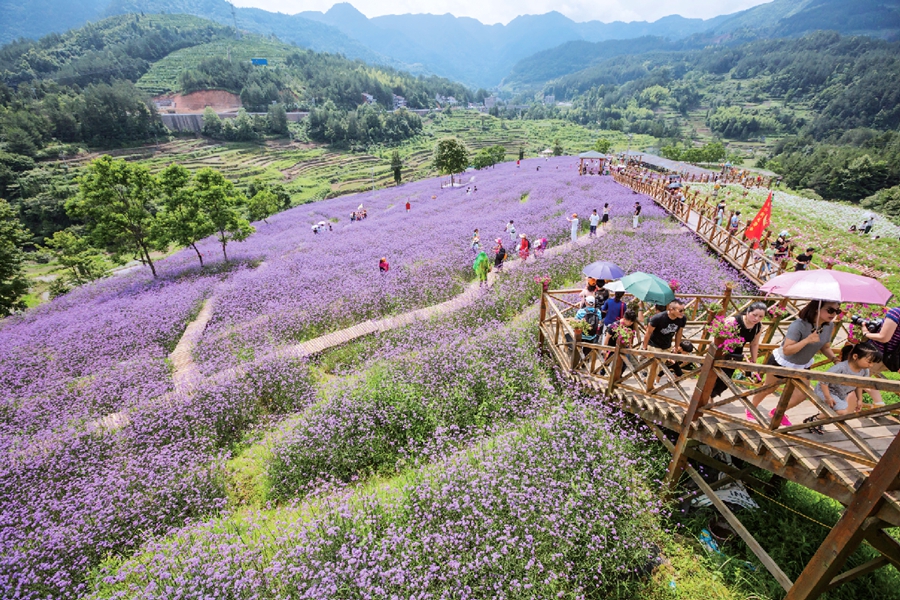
[
  {"xmin": 44, "ymin": 112, "xmax": 654, "ymax": 206},
  {"xmin": 136, "ymin": 36, "xmax": 298, "ymax": 95}
]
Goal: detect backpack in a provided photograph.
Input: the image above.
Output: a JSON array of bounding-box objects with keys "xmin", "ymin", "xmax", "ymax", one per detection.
[
  {"xmin": 496, "ymin": 247, "xmax": 507, "ymax": 261},
  {"xmin": 583, "ymin": 309, "xmax": 601, "ymax": 338}
]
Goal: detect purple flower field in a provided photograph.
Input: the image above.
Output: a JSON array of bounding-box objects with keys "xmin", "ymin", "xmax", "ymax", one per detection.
[
  {"xmin": 1, "ymin": 157, "xmax": 747, "ymax": 599},
  {"xmin": 91, "ymin": 403, "xmax": 666, "ymax": 600}
]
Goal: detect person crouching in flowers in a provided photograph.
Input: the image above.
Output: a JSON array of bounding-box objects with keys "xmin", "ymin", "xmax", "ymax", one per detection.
[
  {"xmin": 803, "ymin": 343, "xmax": 884, "ymax": 435},
  {"xmin": 379, "ymin": 257, "xmax": 389, "ymax": 273}
]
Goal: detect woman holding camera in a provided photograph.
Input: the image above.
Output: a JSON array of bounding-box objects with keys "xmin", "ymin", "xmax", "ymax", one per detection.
[
  {"xmin": 748, "ymin": 300, "xmax": 841, "ymax": 426},
  {"xmin": 863, "ymin": 306, "xmax": 900, "ymax": 375}
]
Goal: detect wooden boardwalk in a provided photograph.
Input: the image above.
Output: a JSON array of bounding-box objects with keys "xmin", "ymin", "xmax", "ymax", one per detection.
[{"xmin": 540, "ymin": 289, "xmax": 900, "ymax": 599}]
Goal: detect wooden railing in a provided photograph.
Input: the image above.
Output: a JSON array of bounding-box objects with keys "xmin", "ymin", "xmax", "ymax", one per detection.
[
  {"xmin": 614, "ymin": 170, "xmax": 827, "ymax": 286},
  {"xmin": 540, "ymin": 289, "xmax": 857, "ymax": 366},
  {"xmin": 540, "ymin": 290, "xmax": 900, "ymax": 472}
]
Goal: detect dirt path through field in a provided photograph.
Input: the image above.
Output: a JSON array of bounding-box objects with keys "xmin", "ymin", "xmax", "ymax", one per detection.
[{"xmin": 169, "ymin": 227, "xmax": 607, "ymax": 391}]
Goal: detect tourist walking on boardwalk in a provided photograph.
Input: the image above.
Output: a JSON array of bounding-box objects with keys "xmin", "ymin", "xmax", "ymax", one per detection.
[
  {"xmin": 379, "ymin": 257, "xmax": 389, "ymax": 273},
  {"xmin": 471, "ymin": 229, "xmax": 481, "ymax": 255},
  {"xmin": 493, "ymin": 238, "xmax": 507, "ymax": 271},
  {"xmin": 795, "ymin": 247, "xmax": 814, "ymax": 271},
  {"xmin": 601, "ymin": 290, "xmax": 627, "ymax": 338},
  {"xmin": 642, "ymin": 300, "xmax": 687, "ymax": 381},
  {"xmin": 602, "ymin": 203, "xmax": 610, "ymax": 231},
  {"xmin": 574, "ymin": 296, "xmax": 603, "ymax": 356},
  {"xmin": 506, "ymin": 220, "xmax": 516, "ymax": 242},
  {"xmin": 728, "ymin": 211, "xmax": 741, "ymax": 234},
  {"xmin": 589, "ymin": 209, "xmax": 600, "ymax": 238},
  {"xmin": 473, "ymin": 251, "xmax": 491, "ymax": 287},
  {"xmin": 567, "ymin": 213, "xmax": 579, "ymax": 243},
  {"xmin": 803, "ymin": 343, "xmax": 884, "ymax": 434},
  {"xmin": 710, "ymin": 302, "xmax": 765, "ymax": 398},
  {"xmin": 862, "ymin": 304, "xmax": 900, "ymax": 379},
  {"xmin": 518, "ymin": 233, "xmax": 531, "ymax": 261},
  {"xmin": 748, "ymin": 300, "xmax": 841, "ymax": 426},
  {"xmin": 716, "ymin": 200, "xmax": 726, "ymax": 228},
  {"xmin": 632, "ymin": 202, "xmax": 642, "ymax": 228}
]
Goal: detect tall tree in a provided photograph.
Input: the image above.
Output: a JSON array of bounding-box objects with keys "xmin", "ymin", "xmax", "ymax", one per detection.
[
  {"xmin": 0, "ymin": 199, "xmax": 30, "ymax": 316},
  {"xmin": 247, "ymin": 189, "xmax": 280, "ymax": 224},
  {"xmin": 68, "ymin": 155, "xmax": 161, "ymax": 277},
  {"xmin": 153, "ymin": 164, "xmax": 216, "ymax": 267},
  {"xmin": 594, "ymin": 138, "xmax": 612, "ymax": 154},
  {"xmin": 552, "ymin": 139, "xmax": 564, "ymax": 156},
  {"xmin": 43, "ymin": 229, "xmax": 110, "ymax": 286},
  {"xmin": 193, "ymin": 168, "xmax": 254, "ymax": 262},
  {"xmin": 433, "ymin": 138, "xmax": 468, "ymax": 187},
  {"xmin": 390, "ymin": 150, "xmax": 402, "ymax": 185}
]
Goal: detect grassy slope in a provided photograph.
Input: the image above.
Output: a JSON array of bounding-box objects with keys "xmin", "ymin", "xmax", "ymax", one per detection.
[{"xmin": 136, "ymin": 35, "xmax": 297, "ymax": 95}]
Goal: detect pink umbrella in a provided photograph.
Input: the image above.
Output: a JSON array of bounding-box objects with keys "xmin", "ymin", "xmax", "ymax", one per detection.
[{"xmin": 759, "ymin": 269, "xmax": 893, "ymax": 305}]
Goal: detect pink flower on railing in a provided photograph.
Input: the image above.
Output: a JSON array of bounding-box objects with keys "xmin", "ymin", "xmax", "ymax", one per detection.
[
  {"xmin": 767, "ymin": 304, "xmax": 788, "ymax": 319},
  {"xmin": 668, "ymin": 279, "xmax": 681, "ymax": 292}
]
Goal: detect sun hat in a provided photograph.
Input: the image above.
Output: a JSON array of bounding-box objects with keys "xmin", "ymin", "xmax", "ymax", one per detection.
[
  {"xmin": 520, "ymin": 233, "xmax": 526, "ymax": 237},
  {"xmin": 495, "ymin": 238, "xmax": 502, "ymax": 243},
  {"xmin": 585, "ymin": 296, "xmax": 595, "ymax": 305}
]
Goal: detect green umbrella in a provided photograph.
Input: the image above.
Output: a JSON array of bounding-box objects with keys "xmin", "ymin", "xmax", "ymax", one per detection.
[{"xmin": 620, "ymin": 272, "xmax": 675, "ymax": 305}]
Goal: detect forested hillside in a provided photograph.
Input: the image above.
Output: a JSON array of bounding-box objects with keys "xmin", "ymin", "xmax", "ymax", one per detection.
[{"xmin": 518, "ymin": 32, "xmax": 900, "ymax": 203}]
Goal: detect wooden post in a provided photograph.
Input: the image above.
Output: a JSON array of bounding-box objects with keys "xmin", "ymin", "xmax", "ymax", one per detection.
[
  {"xmin": 538, "ymin": 292, "xmax": 548, "ymax": 355},
  {"xmin": 663, "ymin": 341, "xmax": 723, "ymax": 493},
  {"xmin": 607, "ymin": 342, "xmax": 623, "ymax": 396},
  {"xmin": 785, "ymin": 433, "xmax": 900, "ymax": 599},
  {"xmin": 571, "ymin": 329, "xmax": 582, "ymax": 371}
]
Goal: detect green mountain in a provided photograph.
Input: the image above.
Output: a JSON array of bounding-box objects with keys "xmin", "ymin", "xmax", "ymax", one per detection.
[{"xmin": 502, "ymin": 0, "xmax": 900, "ymax": 90}]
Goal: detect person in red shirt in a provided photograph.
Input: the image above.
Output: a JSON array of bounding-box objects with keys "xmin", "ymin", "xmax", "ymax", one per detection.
[
  {"xmin": 405, "ymin": 201, "xmax": 411, "ymax": 212},
  {"xmin": 379, "ymin": 257, "xmax": 389, "ymax": 273}
]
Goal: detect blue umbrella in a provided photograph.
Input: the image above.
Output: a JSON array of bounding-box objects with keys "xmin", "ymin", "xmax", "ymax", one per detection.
[{"xmin": 582, "ymin": 260, "xmax": 625, "ymax": 281}]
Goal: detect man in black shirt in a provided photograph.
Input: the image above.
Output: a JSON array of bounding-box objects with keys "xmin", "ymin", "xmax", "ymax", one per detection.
[
  {"xmin": 642, "ymin": 300, "xmax": 687, "ymax": 384},
  {"xmin": 795, "ymin": 247, "xmax": 814, "ymax": 271}
]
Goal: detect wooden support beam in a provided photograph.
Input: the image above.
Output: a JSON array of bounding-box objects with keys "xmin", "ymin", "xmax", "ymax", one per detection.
[
  {"xmin": 684, "ymin": 463, "xmax": 795, "ymax": 592},
  {"xmin": 785, "ymin": 433, "xmax": 900, "ymax": 600},
  {"xmin": 825, "ymin": 557, "xmax": 888, "ymax": 592}
]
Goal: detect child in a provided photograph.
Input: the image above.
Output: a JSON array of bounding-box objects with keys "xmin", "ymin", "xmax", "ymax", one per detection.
[{"xmin": 804, "ymin": 343, "xmax": 884, "ymax": 435}]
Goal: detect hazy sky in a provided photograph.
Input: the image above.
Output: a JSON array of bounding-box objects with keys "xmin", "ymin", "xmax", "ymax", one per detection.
[{"xmin": 231, "ymin": 0, "xmax": 775, "ymax": 25}]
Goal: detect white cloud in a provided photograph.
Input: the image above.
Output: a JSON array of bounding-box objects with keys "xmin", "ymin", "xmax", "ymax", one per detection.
[{"xmin": 230, "ymin": 0, "xmax": 774, "ymax": 25}]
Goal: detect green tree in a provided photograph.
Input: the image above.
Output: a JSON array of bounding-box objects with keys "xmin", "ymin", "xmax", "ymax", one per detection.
[
  {"xmin": 267, "ymin": 103, "xmax": 289, "ymax": 136},
  {"xmin": 472, "ymin": 148, "xmax": 494, "ymax": 170},
  {"xmin": 193, "ymin": 168, "xmax": 254, "ymax": 261},
  {"xmin": 153, "ymin": 164, "xmax": 216, "ymax": 267},
  {"xmin": 247, "ymin": 189, "xmax": 280, "ymax": 224},
  {"xmin": 518, "ymin": 147, "xmax": 525, "ymax": 160},
  {"xmin": 68, "ymin": 155, "xmax": 161, "ymax": 277},
  {"xmin": 489, "ymin": 145, "xmax": 506, "ymax": 165},
  {"xmin": 433, "ymin": 138, "xmax": 469, "ymax": 187},
  {"xmin": 594, "ymin": 138, "xmax": 612, "ymax": 154},
  {"xmin": 0, "ymin": 199, "xmax": 31, "ymax": 316},
  {"xmin": 390, "ymin": 150, "xmax": 403, "ymax": 185},
  {"xmin": 552, "ymin": 139, "xmax": 564, "ymax": 156},
  {"xmin": 43, "ymin": 228, "xmax": 109, "ymax": 286},
  {"xmin": 202, "ymin": 107, "xmax": 222, "ymax": 138}
]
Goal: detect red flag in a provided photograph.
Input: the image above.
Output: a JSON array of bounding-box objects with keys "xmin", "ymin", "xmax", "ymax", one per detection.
[{"xmin": 745, "ymin": 192, "xmax": 772, "ymax": 247}]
